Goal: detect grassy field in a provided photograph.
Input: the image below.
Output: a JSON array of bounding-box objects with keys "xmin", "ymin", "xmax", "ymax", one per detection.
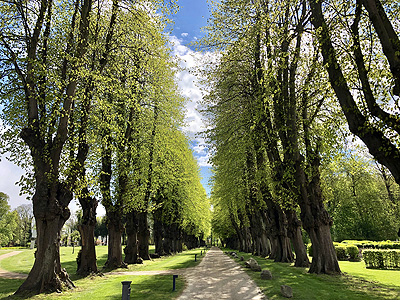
[
  {"xmin": 0, "ymin": 246, "xmax": 206, "ymax": 299},
  {"xmin": 225, "ymin": 249, "xmax": 400, "ymax": 300}
]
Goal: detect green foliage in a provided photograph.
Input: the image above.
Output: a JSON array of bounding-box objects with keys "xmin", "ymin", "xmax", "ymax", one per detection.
[
  {"xmin": 363, "ymin": 250, "xmax": 400, "ymax": 269},
  {"xmin": 323, "ymin": 153, "xmax": 400, "ymax": 241},
  {"xmin": 346, "ymin": 245, "xmax": 360, "ymax": 261},
  {"xmin": 342, "ymin": 240, "xmax": 400, "ymax": 250},
  {"xmin": 336, "ymin": 245, "xmax": 348, "ymax": 261},
  {"xmin": 0, "ymin": 192, "xmax": 19, "ymax": 247}
]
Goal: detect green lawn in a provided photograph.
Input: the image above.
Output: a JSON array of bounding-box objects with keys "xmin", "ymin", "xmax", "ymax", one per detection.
[
  {"xmin": 0, "ymin": 246, "xmax": 207, "ymax": 299},
  {"xmin": 225, "ymin": 249, "xmax": 400, "ymax": 300},
  {"xmin": 0, "ymin": 275, "xmax": 185, "ymax": 300},
  {"xmin": 340, "ymin": 260, "xmax": 400, "ymax": 288}
]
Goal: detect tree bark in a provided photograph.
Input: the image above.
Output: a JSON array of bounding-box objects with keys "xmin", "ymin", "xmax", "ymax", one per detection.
[
  {"xmin": 137, "ymin": 211, "xmax": 150, "ymax": 260},
  {"xmin": 104, "ymin": 211, "xmax": 127, "ymax": 269},
  {"xmin": 15, "ymin": 184, "xmax": 74, "ymax": 294},
  {"xmin": 77, "ymin": 190, "xmax": 98, "ymax": 275},
  {"xmin": 286, "ymin": 209, "xmax": 310, "ymax": 267},
  {"xmin": 124, "ymin": 210, "xmax": 140, "ymax": 264},
  {"xmin": 153, "ymin": 209, "xmax": 165, "ymax": 256}
]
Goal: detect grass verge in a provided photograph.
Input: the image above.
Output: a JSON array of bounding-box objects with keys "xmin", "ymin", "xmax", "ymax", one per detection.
[
  {"xmin": 224, "ymin": 249, "xmax": 400, "ymax": 300},
  {"xmin": 0, "ymin": 246, "xmax": 207, "ymax": 299},
  {"xmin": 0, "ymin": 275, "xmax": 184, "ymax": 300}
]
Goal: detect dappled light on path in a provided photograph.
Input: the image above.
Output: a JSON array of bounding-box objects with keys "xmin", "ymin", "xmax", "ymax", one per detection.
[{"xmin": 178, "ymin": 247, "xmax": 265, "ymax": 300}]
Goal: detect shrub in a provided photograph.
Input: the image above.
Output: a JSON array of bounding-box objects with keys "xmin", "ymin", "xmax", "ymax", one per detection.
[
  {"xmin": 363, "ymin": 249, "xmax": 400, "ymax": 269},
  {"xmin": 335, "ymin": 245, "xmax": 347, "ymax": 260},
  {"xmin": 346, "ymin": 245, "xmax": 359, "ymax": 261}
]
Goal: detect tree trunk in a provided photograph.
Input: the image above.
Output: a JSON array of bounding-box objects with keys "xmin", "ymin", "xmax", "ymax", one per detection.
[
  {"xmin": 295, "ymin": 155, "xmax": 341, "ymax": 274},
  {"xmin": 265, "ymin": 204, "xmax": 293, "ymax": 263},
  {"xmin": 153, "ymin": 209, "xmax": 165, "ymax": 256},
  {"xmin": 104, "ymin": 211, "xmax": 127, "ymax": 269},
  {"xmin": 137, "ymin": 211, "xmax": 150, "ymax": 260},
  {"xmin": 77, "ymin": 191, "xmax": 98, "ymax": 275},
  {"xmin": 15, "ymin": 208, "xmax": 74, "ymax": 295},
  {"xmin": 286, "ymin": 209, "xmax": 310, "ymax": 267},
  {"xmin": 77, "ymin": 223, "xmax": 97, "ymax": 275},
  {"xmin": 260, "ymin": 211, "xmax": 272, "ymax": 257},
  {"xmin": 124, "ymin": 210, "xmax": 140, "ymax": 264}
]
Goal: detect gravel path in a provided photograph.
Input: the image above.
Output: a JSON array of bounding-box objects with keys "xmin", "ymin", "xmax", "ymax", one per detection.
[{"xmin": 177, "ymin": 247, "xmax": 266, "ymax": 300}]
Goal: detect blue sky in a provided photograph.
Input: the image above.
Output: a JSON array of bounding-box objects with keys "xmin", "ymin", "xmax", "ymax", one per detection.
[
  {"xmin": 172, "ymin": 0, "xmax": 211, "ymax": 48},
  {"xmin": 1, "ymin": 0, "xmax": 214, "ymax": 213}
]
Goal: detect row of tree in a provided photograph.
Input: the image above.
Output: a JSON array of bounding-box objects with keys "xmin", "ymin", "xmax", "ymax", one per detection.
[
  {"xmin": 201, "ymin": 0, "xmax": 399, "ymax": 275},
  {"xmin": 0, "ymin": 0, "xmax": 210, "ymax": 295}
]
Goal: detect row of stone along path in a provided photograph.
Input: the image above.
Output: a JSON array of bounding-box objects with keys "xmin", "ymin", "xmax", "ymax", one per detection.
[{"xmin": 0, "ymin": 247, "xmax": 266, "ymax": 299}]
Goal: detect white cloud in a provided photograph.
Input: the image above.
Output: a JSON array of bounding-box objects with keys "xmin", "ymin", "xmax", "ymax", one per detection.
[
  {"xmin": 181, "ymin": 32, "xmax": 189, "ymax": 37},
  {"xmin": 169, "ymin": 35, "xmax": 212, "ymax": 167}
]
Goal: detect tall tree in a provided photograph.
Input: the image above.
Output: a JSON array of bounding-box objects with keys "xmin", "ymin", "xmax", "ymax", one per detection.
[
  {"xmin": 309, "ymin": 0, "xmax": 400, "ymax": 185},
  {"xmin": 0, "ymin": 0, "xmax": 96, "ymax": 293}
]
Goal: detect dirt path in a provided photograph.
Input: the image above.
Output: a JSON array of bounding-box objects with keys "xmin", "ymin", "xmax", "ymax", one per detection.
[
  {"xmin": 0, "ymin": 251, "xmax": 28, "ymax": 279},
  {"xmin": 177, "ymin": 247, "xmax": 266, "ymax": 300}
]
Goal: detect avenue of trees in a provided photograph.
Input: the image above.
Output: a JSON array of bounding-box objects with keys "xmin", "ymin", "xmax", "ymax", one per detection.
[
  {"xmin": 0, "ymin": 0, "xmax": 210, "ymax": 296},
  {"xmin": 201, "ymin": 0, "xmax": 400, "ymax": 275}
]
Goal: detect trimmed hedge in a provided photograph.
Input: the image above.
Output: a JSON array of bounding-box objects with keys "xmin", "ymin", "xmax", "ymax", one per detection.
[
  {"xmin": 307, "ymin": 243, "xmax": 360, "ymax": 261},
  {"xmin": 341, "ymin": 240, "xmax": 400, "ymax": 250},
  {"xmin": 346, "ymin": 245, "xmax": 359, "ymax": 260},
  {"xmin": 363, "ymin": 249, "xmax": 400, "ymax": 269}
]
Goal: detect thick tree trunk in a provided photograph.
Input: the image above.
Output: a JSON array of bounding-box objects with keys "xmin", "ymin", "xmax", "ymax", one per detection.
[
  {"xmin": 286, "ymin": 209, "xmax": 310, "ymax": 267},
  {"xmin": 77, "ymin": 223, "xmax": 97, "ymax": 275},
  {"xmin": 124, "ymin": 210, "xmax": 140, "ymax": 264},
  {"xmin": 77, "ymin": 191, "xmax": 98, "ymax": 275},
  {"xmin": 15, "ymin": 210, "xmax": 74, "ymax": 294},
  {"xmin": 104, "ymin": 211, "xmax": 127, "ymax": 269},
  {"xmin": 15, "ymin": 180, "xmax": 75, "ymax": 295},
  {"xmin": 295, "ymin": 155, "xmax": 340, "ymax": 274},
  {"xmin": 307, "ymin": 223, "xmax": 339, "ymax": 274},
  {"xmin": 137, "ymin": 211, "xmax": 150, "ymax": 260},
  {"xmin": 153, "ymin": 209, "xmax": 165, "ymax": 256},
  {"xmin": 260, "ymin": 211, "xmax": 272, "ymax": 257},
  {"xmin": 265, "ymin": 204, "xmax": 293, "ymax": 263}
]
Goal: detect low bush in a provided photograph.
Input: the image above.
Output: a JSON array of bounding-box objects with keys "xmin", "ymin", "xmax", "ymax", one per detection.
[
  {"xmin": 346, "ymin": 245, "xmax": 359, "ymax": 261},
  {"xmin": 363, "ymin": 249, "xmax": 400, "ymax": 269},
  {"xmin": 335, "ymin": 246, "xmax": 347, "ymax": 260},
  {"xmin": 307, "ymin": 243, "xmax": 359, "ymax": 261}
]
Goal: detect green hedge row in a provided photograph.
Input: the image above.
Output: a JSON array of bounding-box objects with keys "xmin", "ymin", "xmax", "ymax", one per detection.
[
  {"xmin": 363, "ymin": 249, "xmax": 400, "ymax": 269},
  {"xmin": 341, "ymin": 240, "xmax": 400, "ymax": 249},
  {"xmin": 307, "ymin": 243, "xmax": 360, "ymax": 261}
]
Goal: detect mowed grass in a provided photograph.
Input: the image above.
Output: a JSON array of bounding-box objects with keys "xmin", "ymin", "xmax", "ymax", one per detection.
[
  {"xmin": 224, "ymin": 249, "xmax": 400, "ymax": 300},
  {"xmin": 0, "ymin": 246, "xmax": 204, "ymax": 275},
  {"xmin": 0, "ymin": 275, "xmax": 185, "ymax": 300},
  {"xmin": 0, "ymin": 246, "xmax": 207, "ymax": 299},
  {"xmin": 340, "ymin": 260, "xmax": 400, "ymax": 288}
]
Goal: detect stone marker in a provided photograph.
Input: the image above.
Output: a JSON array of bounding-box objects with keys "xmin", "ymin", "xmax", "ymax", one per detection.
[
  {"xmin": 281, "ymin": 285, "xmax": 293, "ymax": 298},
  {"xmin": 260, "ymin": 269, "xmax": 272, "ymax": 280},
  {"xmin": 245, "ymin": 258, "xmax": 261, "ymax": 272}
]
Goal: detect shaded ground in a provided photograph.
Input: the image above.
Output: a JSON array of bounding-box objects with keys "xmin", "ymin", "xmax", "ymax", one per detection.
[{"xmin": 177, "ymin": 247, "xmax": 266, "ymax": 300}]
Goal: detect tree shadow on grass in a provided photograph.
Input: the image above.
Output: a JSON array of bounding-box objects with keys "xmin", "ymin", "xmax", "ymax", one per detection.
[
  {"xmin": 0, "ymin": 278, "xmax": 24, "ymax": 300},
  {"xmin": 225, "ymin": 248, "xmax": 400, "ymax": 300}
]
